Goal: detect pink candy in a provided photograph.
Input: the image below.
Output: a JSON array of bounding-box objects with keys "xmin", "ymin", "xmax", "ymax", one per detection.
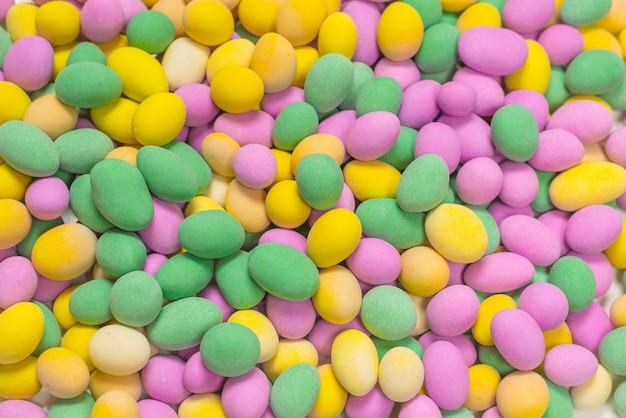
[
  {"xmin": 455, "ymin": 156, "xmax": 503, "ymax": 205},
  {"xmin": 266, "ymin": 295, "xmax": 316, "ymax": 339},
  {"xmin": 426, "ymin": 284, "xmax": 479, "ymax": 337},
  {"xmin": 232, "ymin": 144, "xmax": 277, "ymax": 189},
  {"xmin": 528, "ymin": 128, "xmax": 585, "ymax": 172},
  {"xmin": 436, "ymin": 81, "xmax": 477, "ymax": 117},
  {"xmin": 413, "ymin": 122, "xmax": 461, "ymax": 174},
  {"xmin": 500, "ymin": 214, "xmax": 561, "ymax": 266},
  {"xmin": 518, "ymin": 282, "xmax": 569, "ymax": 331},
  {"xmin": 142, "ymin": 355, "xmax": 190, "ymax": 404},
  {"xmin": 213, "ymin": 110, "xmax": 274, "ymax": 147},
  {"xmin": 543, "ymin": 343, "xmax": 598, "ymax": 387},
  {"xmin": 345, "ymin": 237, "xmax": 401, "ymax": 285},
  {"xmin": 0, "ymin": 256, "xmax": 38, "ymax": 309},
  {"xmin": 537, "ymin": 24, "xmax": 584, "ymax": 65},
  {"xmin": 422, "ymin": 341, "xmax": 469, "ymax": 410},
  {"xmin": 545, "ymin": 100, "xmax": 614, "ymax": 144},
  {"xmin": 2, "ymin": 36, "xmax": 54, "ymax": 92},
  {"xmin": 564, "ymin": 204, "xmax": 623, "ymax": 254},
  {"xmin": 222, "ymin": 367, "xmax": 271, "ymax": 418},
  {"xmin": 345, "ymin": 111, "xmax": 400, "ymax": 161},
  {"xmin": 458, "ymin": 27, "xmax": 528, "ymax": 76},
  {"xmin": 502, "ymin": 0, "xmax": 555, "ymax": 34},
  {"xmin": 80, "ymin": 0, "xmax": 125, "ymax": 43},
  {"xmin": 463, "ymin": 252, "xmax": 535, "ymax": 294},
  {"xmin": 491, "ymin": 308, "xmax": 545, "ymax": 371}
]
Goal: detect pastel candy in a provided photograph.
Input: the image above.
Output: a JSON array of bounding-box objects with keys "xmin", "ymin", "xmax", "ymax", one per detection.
[
  {"xmin": 496, "ymin": 371, "xmax": 549, "ymax": 418},
  {"xmin": 415, "ymin": 22, "xmax": 460, "ymax": 74},
  {"xmin": 345, "ymin": 110, "xmax": 401, "ymax": 160},
  {"xmin": 378, "ymin": 346, "xmax": 424, "ymax": 402},
  {"xmin": 3, "ymin": 35, "xmax": 53, "ymax": 92},
  {"xmin": 178, "ymin": 209, "xmax": 244, "ymax": 259},
  {"xmin": 463, "ymin": 252, "xmax": 535, "ymax": 293},
  {"xmin": 426, "ymin": 284, "xmax": 479, "ymax": 337},
  {"xmin": 222, "ymin": 367, "xmax": 271, "ymax": 418},
  {"xmin": 376, "ymin": 1, "xmax": 424, "ymax": 61},
  {"xmin": 269, "ymin": 363, "xmax": 320, "ymax": 418},
  {"xmin": 295, "ymin": 153, "xmax": 344, "ymax": 210},
  {"xmin": 422, "ymin": 340, "xmax": 469, "ymax": 411},
  {"xmin": 110, "ymin": 271, "xmax": 163, "ymax": 327},
  {"xmin": 0, "ymin": 120, "xmax": 59, "ymax": 177},
  {"xmin": 545, "ymin": 100, "xmax": 614, "ymax": 144},
  {"xmin": 331, "ymin": 329, "xmax": 378, "ymax": 396},
  {"xmin": 457, "ymin": 26, "xmax": 528, "ymax": 76},
  {"xmin": 163, "ymin": 140, "xmax": 212, "ymax": 195},
  {"xmin": 55, "ymin": 62, "xmax": 123, "ymax": 109},
  {"xmin": 107, "ymin": 46, "xmax": 169, "ymax": 102},
  {"xmin": 559, "ymin": 0, "xmax": 612, "ymax": 27},
  {"xmin": 55, "ymin": 129, "xmax": 114, "ymax": 174},
  {"xmin": 68, "ymin": 279, "xmax": 114, "ymax": 325},
  {"xmin": 502, "ymin": 0, "xmax": 554, "ymax": 33},
  {"xmin": 361, "ymin": 285, "xmax": 417, "ymax": 341},
  {"xmin": 500, "ymin": 214, "xmax": 561, "ymax": 267},
  {"xmin": 136, "ymin": 145, "xmax": 197, "ymax": 203},
  {"xmin": 354, "ymin": 77, "xmax": 403, "ymax": 115},
  {"xmin": 549, "ymin": 255, "xmax": 596, "ymax": 312},
  {"xmin": 565, "ymin": 49, "xmax": 625, "ymax": 95},
  {"xmin": 518, "ymin": 282, "xmax": 569, "ymax": 331},
  {"xmin": 528, "ymin": 128, "xmax": 585, "ymax": 172},
  {"xmin": 491, "ymin": 308, "xmax": 545, "ymax": 371},
  {"xmin": 0, "ymin": 302, "xmax": 44, "ymax": 365},
  {"xmin": 564, "ymin": 204, "xmax": 623, "ymax": 254},
  {"xmin": 396, "ymin": 154, "xmax": 449, "ymax": 213},
  {"xmin": 600, "ymin": 326, "xmax": 626, "ymax": 375},
  {"xmin": 544, "ymin": 343, "xmax": 598, "ymax": 387},
  {"xmin": 490, "ymin": 103, "xmax": 539, "ymax": 162},
  {"xmin": 200, "ymin": 322, "xmax": 260, "ymax": 377},
  {"xmin": 304, "ymin": 53, "xmax": 354, "ymax": 113}
]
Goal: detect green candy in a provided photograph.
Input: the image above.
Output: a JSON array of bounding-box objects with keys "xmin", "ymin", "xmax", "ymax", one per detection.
[
  {"xmin": 178, "ymin": 209, "xmax": 245, "ymax": 259},
  {"xmin": 400, "ymin": 0, "xmax": 442, "ymax": 28},
  {"xmin": 548, "ymin": 256, "xmax": 596, "ymax": 312},
  {"xmin": 378, "ymin": 126, "xmax": 418, "ymax": 170},
  {"xmin": 66, "ymin": 42, "xmax": 107, "ymax": 66},
  {"xmin": 304, "ymin": 53, "xmax": 354, "ymax": 113},
  {"xmin": 272, "ymin": 101, "xmax": 319, "ymax": 151},
  {"xmin": 90, "ymin": 158, "xmax": 154, "ymax": 232},
  {"xmin": 16, "ymin": 217, "xmax": 63, "ymax": 258},
  {"xmin": 32, "ymin": 301, "xmax": 62, "ymax": 357},
  {"xmin": 163, "ymin": 140, "xmax": 212, "ymax": 195},
  {"xmin": 468, "ymin": 206, "xmax": 500, "ymax": 255},
  {"xmin": 136, "ymin": 145, "xmax": 198, "ymax": 203},
  {"xmin": 48, "ymin": 392, "xmax": 96, "ymax": 418},
  {"xmin": 295, "ymin": 153, "xmax": 343, "ymax": 210},
  {"xmin": 215, "ymin": 250, "xmax": 266, "ymax": 310},
  {"xmin": 440, "ymin": 407, "xmax": 474, "ymax": 418},
  {"xmin": 614, "ymin": 380, "xmax": 626, "ymax": 417},
  {"xmin": 542, "ymin": 378, "xmax": 574, "ymax": 418},
  {"xmin": 248, "ymin": 242, "xmax": 319, "ymax": 301},
  {"xmin": 355, "ymin": 76, "xmax": 403, "ymax": 115},
  {"xmin": 360, "ymin": 285, "xmax": 417, "ymax": 341},
  {"xmin": 530, "ymin": 170, "xmax": 557, "ymax": 214},
  {"xmin": 415, "ymin": 23, "xmax": 460, "ymax": 73},
  {"xmin": 396, "ymin": 153, "xmax": 449, "ymax": 213},
  {"xmin": 600, "ymin": 78, "xmax": 626, "ymax": 110},
  {"xmin": 55, "ymin": 128, "xmax": 114, "ymax": 174},
  {"xmin": 0, "ymin": 120, "xmax": 59, "ymax": 177},
  {"xmin": 146, "ymin": 296, "xmax": 222, "ymax": 350},
  {"xmin": 68, "ymin": 279, "xmax": 114, "ymax": 325},
  {"xmin": 599, "ymin": 326, "xmax": 626, "ymax": 375},
  {"xmin": 565, "ymin": 49, "xmax": 625, "ymax": 95},
  {"xmin": 155, "ymin": 252, "xmax": 214, "ymax": 300},
  {"xmin": 55, "ymin": 61, "xmax": 123, "ymax": 109},
  {"xmin": 479, "ymin": 0, "xmax": 505, "ymax": 13},
  {"xmin": 356, "ymin": 198, "xmax": 425, "ymax": 249},
  {"xmin": 270, "ymin": 363, "xmax": 321, "ymax": 418},
  {"xmin": 110, "ymin": 271, "xmax": 163, "ymax": 327},
  {"xmin": 420, "ymin": 66, "xmax": 457, "ymax": 84},
  {"xmin": 559, "ymin": 0, "xmax": 611, "ymax": 27},
  {"xmin": 69, "ymin": 174, "xmax": 115, "ymax": 233},
  {"xmin": 532, "ymin": 266, "xmax": 550, "ymax": 284},
  {"xmin": 235, "ymin": 20, "xmax": 259, "ymax": 43},
  {"xmin": 200, "ymin": 322, "xmax": 260, "ymax": 377},
  {"xmin": 126, "ymin": 10, "xmax": 175, "ymax": 54},
  {"xmin": 0, "ymin": 26, "xmax": 12, "ymax": 70},
  {"xmin": 478, "ymin": 345, "xmax": 516, "ymax": 376},
  {"xmin": 339, "ymin": 61, "xmax": 374, "ymax": 111},
  {"xmin": 373, "ymin": 336, "xmax": 424, "ymax": 361},
  {"xmin": 545, "ymin": 66, "xmax": 569, "ymax": 112},
  {"xmin": 96, "ymin": 229, "xmax": 147, "ymax": 278},
  {"xmin": 490, "ymin": 104, "xmax": 539, "ymax": 162}
]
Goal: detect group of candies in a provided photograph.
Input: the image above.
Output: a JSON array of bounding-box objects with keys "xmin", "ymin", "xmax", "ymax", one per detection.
[{"xmin": 3, "ymin": 0, "xmax": 626, "ymax": 417}]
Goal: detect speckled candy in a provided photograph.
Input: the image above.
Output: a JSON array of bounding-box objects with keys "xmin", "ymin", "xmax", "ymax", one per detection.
[
  {"xmin": 426, "ymin": 284, "xmax": 479, "ymax": 337},
  {"xmin": 490, "ymin": 308, "xmax": 545, "ymax": 371},
  {"xmin": 457, "ymin": 26, "xmax": 528, "ymax": 76},
  {"xmin": 422, "ymin": 340, "xmax": 469, "ymax": 411},
  {"xmin": 178, "ymin": 209, "xmax": 244, "ymax": 259},
  {"xmin": 544, "ymin": 343, "xmax": 598, "ymax": 387}
]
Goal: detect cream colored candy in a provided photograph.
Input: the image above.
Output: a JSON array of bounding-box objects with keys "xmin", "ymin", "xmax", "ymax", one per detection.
[
  {"xmin": 330, "ymin": 329, "xmax": 378, "ymax": 396},
  {"xmin": 88, "ymin": 324, "xmax": 151, "ymax": 376},
  {"xmin": 161, "ymin": 36, "xmax": 210, "ymax": 91},
  {"xmin": 378, "ymin": 346, "xmax": 424, "ymax": 402},
  {"xmin": 570, "ymin": 364, "xmax": 613, "ymax": 410}
]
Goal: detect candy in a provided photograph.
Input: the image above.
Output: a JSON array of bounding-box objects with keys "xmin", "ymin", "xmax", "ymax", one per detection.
[
  {"xmin": 68, "ymin": 279, "xmax": 114, "ymax": 325},
  {"xmin": 304, "ymin": 52, "xmax": 354, "ymax": 113},
  {"xmin": 397, "ymin": 153, "xmax": 449, "ymax": 212},
  {"xmin": 0, "ymin": 120, "xmax": 58, "ymax": 178},
  {"xmin": 331, "ymin": 329, "xmax": 378, "ymax": 397},
  {"xmin": 490, "ymin": 308, "xmax": 545, "ymax": 371},
  {"xmin": 495, "ymin": 371, "xmax": 549, "ymax": 418},
  {"xmin": 35, "ymin": 346, "xmax": 90, "ymax": 399},
  {"xmin": 423, "ymin": 340, "xmax": 470, "ymax": 410}
]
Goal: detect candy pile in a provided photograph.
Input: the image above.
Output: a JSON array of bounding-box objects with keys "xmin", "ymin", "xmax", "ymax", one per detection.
[{"xmin": 2, "ymin": 0, "xmax": 626, "ymax": 416}]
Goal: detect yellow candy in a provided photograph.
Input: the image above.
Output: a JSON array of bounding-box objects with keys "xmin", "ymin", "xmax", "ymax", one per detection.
[
  {"xmin": 456, "ymin": 2, "xmax": 502, "ymax": 32},
  {"xmin": 318, "ymin": 12, "xmax": 358, "ymax": 59},
  {"xmin": 250, "ymin": 32, "xmax": 297, "ymax": 93},
  {"xmin": 5, "ymin": 3, "xmax": 38, "ymax": 41},
  {"xmin": 399, "ymin": 245, "xmax": 450, "ymax": 297},
  {"xmin": 496, "ymin": 371, "xmax": 549, "ymax": 418},
  {"xmin": 31, "ymin": 223, "xmax": 97, "ymax": 281},
  {"xmin": 152, "ymin": 0, "xmax": 186, "ymax": 38},
  {"xmin": 343, "ymin": 160, "xmax": 401, "ymax": 200},
  {"xmin": 307, "ymin": 208, "xmax": 362, "ymax": 268},
  {"xmin": 90, "ymin": 389, "xmax": 140, "ymax": 418},
  {"xmin": 210, "ymin": 65, "xmax": 265, "ymax": 114},
  {"xmin": 0, "ymin": 356, "xmax": 41, "ymax": 399},
  {"xmin": 91, "ymin": 98, "xmax": 140, "ymax": 145},
  {"xmin": 261, "ymin": 339, "xmax": 318, "ymax": 382},
  {"xmin": 184, "ymin": 196, "xmax": 225, "ymax": 216},
  {"xmin": 265, "ymin": 180, "xmax": 311, "ymax": 229},
  {"xmin": 377, "ymin": 2, "xmax": 424, "ymax": 61},
  {"xmin": 131, "ymin": 92, "xmax": 186, "ymax": 146},
  {"xmin": 0, "ymin": 81, "xmax": 31, "ymax": 126},
  {"xmin": 0, "ymin": 198, "xmax": 31, "ymax": 251},
  {"xmin": 0, "ymin": 302, "xmax": 44, "ymax": 365},
  {"xmin": 162, "ymin": 37, "xmax": 211, "ymax": 91},
  {"xmin": 89, "ymin": 369, "xmax": 143, "ymax": 400},
  {"xmin": 36, "ymin": 346, "xmax": 90, "ymax": 399},
  {"xmin": 543, "ymin": 322, "xmax": 572, "ymax": 353},
  {"xmin": 270, "ymin": 148, "xmax": 295, "ymax": 185},
  {"xmin": 292, "ymin": 45, "xmax": 320, "ymax": 87},
  {"xmin": 440, "ymin": 0, "xmax": 477, "ymax": 12},
  {"xmin": 581, "ymin": 25, "xmax": 623, "ymax": 56},
  {"xmin": 106, "ymin": 145, "xmax": 140, "ymax": 166},
  {"xmin": 61, "ymin": 323, "xmax": 100, "ymax": 371},
  {"xmin": 22, "ymin": 93, "xmax": 78, "ymax": 140},
  {"xmin": 52, "ymin": 42, "xmax": 75, "ymax": 80},
  {"xmin": 312, "ymin": 265, "xmax": 362, "ymax": 324},
  {"xmin": 570, "ymin": 364, "xmax": 612, "ymax": 410},
  {"xmin": 183, "ymin": 0, "xmax": 234, "ymax": 46},
  {"xmin": 224, "ymin": 179, "xmax": 270, "ymax": 233},
  {"xmin": 330, "ymin": 329, "xmax": 378, "ymax": 396},
  {"xmin": 228, "ymin": 309, "xmax": 279, "ymax": 363},
  {"xmin": 308, "ymin": 363, "xmax": 348, "ymax": 418},
  {"xmin": 378, "ymin": 346, "xmax": 424, "ymax": 402},
  {"xmin": 237, "ymin": 0, "xmax": 283, "ymax": 36},
  {"xmin": 0, "ymin": 164, "xmax": 31, "ymax": 200},
  {"xmin": 35, "ymin": 1, "xmax": 81, "ymax": 46},
  {"xmin": 201, "ymin": 132, "xmax": 240, "ymax": 177},
  {"xmin": 504, "ymin": 40, "xmax": 551, "ymax": 94},
  {"xmin": 52, "ymin": 284, "xmax": 79, "ymax": 330},
  {"xmin": 290, "ymin": 133, "xmax": 345, "ymax": 174},
  {"xmin": 610, "ymin": 294, "xmax": 626, "ymax": 327},
  {"xmin": 465, "ymin": 364, "xmax": 500, "ymax": 412},
  {"xmin": 471, "ymin": 294, "xmax": 517, "ymax": 346},
  {"xmin": 205, "ymin": 38, "xmax": 255, "ymax": 83},
  {"xmin": 88, "ymin": 324, "xmax": 151, "ymax": 377},
  {"xmin": 107, "ymin": 47, "xmax": 169, "ymax": 102},
  {"xmin": 94, "ymin": 34, "xmax": 129, "ymax": 58},
  {"xmin": 425, "ymin": 203, "xmax": 488, "ymax": 264},
  {"xmin": 178, "ymin": 393, "xmax": 227, "ymax": 418},
  {"xmin": 606, "ymin": 219, "xmax": 626, "ymax": 268},
  {"xmin": 549, "ymin": 161, "xmax": 626, "ymax": 211},
  {"xmin": 276, "ymin": 0, "xmax": 327, "ymax": 47}
]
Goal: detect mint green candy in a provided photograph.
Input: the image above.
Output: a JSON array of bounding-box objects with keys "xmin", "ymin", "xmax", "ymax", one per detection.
[
  {"xmin": 545, "ymin": 66, "xmax": 569, "ymax": 112},
  {"xmin": 441, "ymin": 407, "xmax": 474, "ymax": 418},
  {"xmin": 178, "ymin": 209, "xmax": 245, "ymax": 259},
  {"xmin": 96, "ymin": 229, "xmax": 147, "ymax": 278},
  {"xmin": 491, "ymin": 104, "xmax": 539, "ymax": 162},
  {"xmin": 530, "ymin": 170, "xmax": 556, "ymax": 214},
  {"xmin": 356, "ymin": 198, "xmax": 425, "ymax": 249},
  {"xmin": 235, "ymin": 20, "xmax": 259, "ymax": 43},
  {"xmin": 270, "ymin": 363, "xmax": 321, "ymax": 418},
  {"xmin": 339, "ymin": 61, "xmax": 374, "ymax": 111},
  {"xmin": 360, "ymin": 285, "xmax": 417, "ymax": 341},
  {"xmin": 90, "ymin": 158, "xmax": 154, "ymax": 232},
  {"xmin": 69, "ymin": 279, "xmax": 114, "ymax": 325},
  {"xmin": 156, "ymin": 252, "xmax": 214, "ymax": 300},
  {"xmin": 272, "ymin": 101, "xmax": 319, "ymax": 151},
  {"xmin": 0, "ymin": 120, "xmax": 59, "ymax": 177},
  {"xmin": 126, "ymin": 10, "xmax": 175, "ymax": 54},
  {"xmin": 548, "ymin": 256, "xmax": 596, "ymax": 312},
  {"xmin": 146, "ymin": 296, "xmax": 222, "ymax": 350},
  {"xmin": 16, "ymin": 217, "xmax": 63, "ymax": 258},
  {"xmin": 600, "ymin": 326, "xmax": 626, "ymax": 375},
  {"xmin": 163, "ymin": 140, "xmax": 212, "ymax": 195},
  {"xmin": 396, "ymin": 153, "xmax": 449, "ymax": 212},
  {"xmin": 378, "ymin": 126, "xmax": 418, "ymax": 170},
  {"xmin": 200, "ymin": 322, "xmax": 260, "ymax": 377},
  {"xmin": 304, "ymin": 53, "xmax": 354, "ymax": 113},
  {"xmin": 215, "ymin": 250, "xmax": 265, "ymax": 310},
  {"xmin": 542, "ymin": 378, "xmax": 573, "ymax": 418},
  {"xmin": 420, "ymin": 66, "xmax": 457, "ymax": 84},
  {"xmin": 55, "ymin": 128, "xmax": 114, "ymax": 174},
  {"xmin": 48, "ymin": 392, "xmax": 95, "ymax": 418},
  {"xmin": 415, "ymin": 23, "xmax": 460, "ymax": 73},
  {"xmin": 600, "ymin": 77, "xmax": 626, "ymax": 110},
  {"xmin": 468, "ymin": 206, "xmax": 500, "ymax": 255},
  {"xmin": 400, "ymin": 0, "xmax": 442, "ymax": 28},
  {"xmin": 66, "ymin": 42, "xmax": 107, "ymax": 66},
  {"xmin": 0, "ymin": 26, "xmax": 12, "ymax": 69},
  {"xmin": 479, "ymin": 0, "xmax": 505, "ymax": 13},
  {"xmin": 295, "ymin": 153, "xmax": 343, "ymax": 210},
  {"xmin": 614, "ymin": 380, "xmax": 626, "ymax": 417},
  {"xmin": 69, "ymin": 174, "xmax": 115, "ymax": 233},
  {"xmin": 55, "ymin": 61, "xmax": 123, "ymax": 108},
  {"xmin": 565, "ymin": 49, "xmax": 625, "ymax": 95},
  {"xmin": 478, "ymin": 344, "xmax": 515, "ymax": 376},
  {"xmin": 355, "ymin": 76, "xmax": 403, "ymax": 115},
  {"xmin": 110, "ymin": 271, "xmax": 163, "ymax": 327},
  {"xmin": 248, "ymin": 243, "xmax": 319, "ymax": 301},
  {"xmin": 373, "ymin": 336, "xmax": 424, "ymax": 361},
  {"xmin": 32, "ymin": 301, "xmax": 62, "ymax": 357},
  {"xmin": 137, "ymin": 145, "xmax": 198, "ymax": 203},
  {"xmin": 560, "ymin": 0, "xmax": 611, "ymax": 27}
]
